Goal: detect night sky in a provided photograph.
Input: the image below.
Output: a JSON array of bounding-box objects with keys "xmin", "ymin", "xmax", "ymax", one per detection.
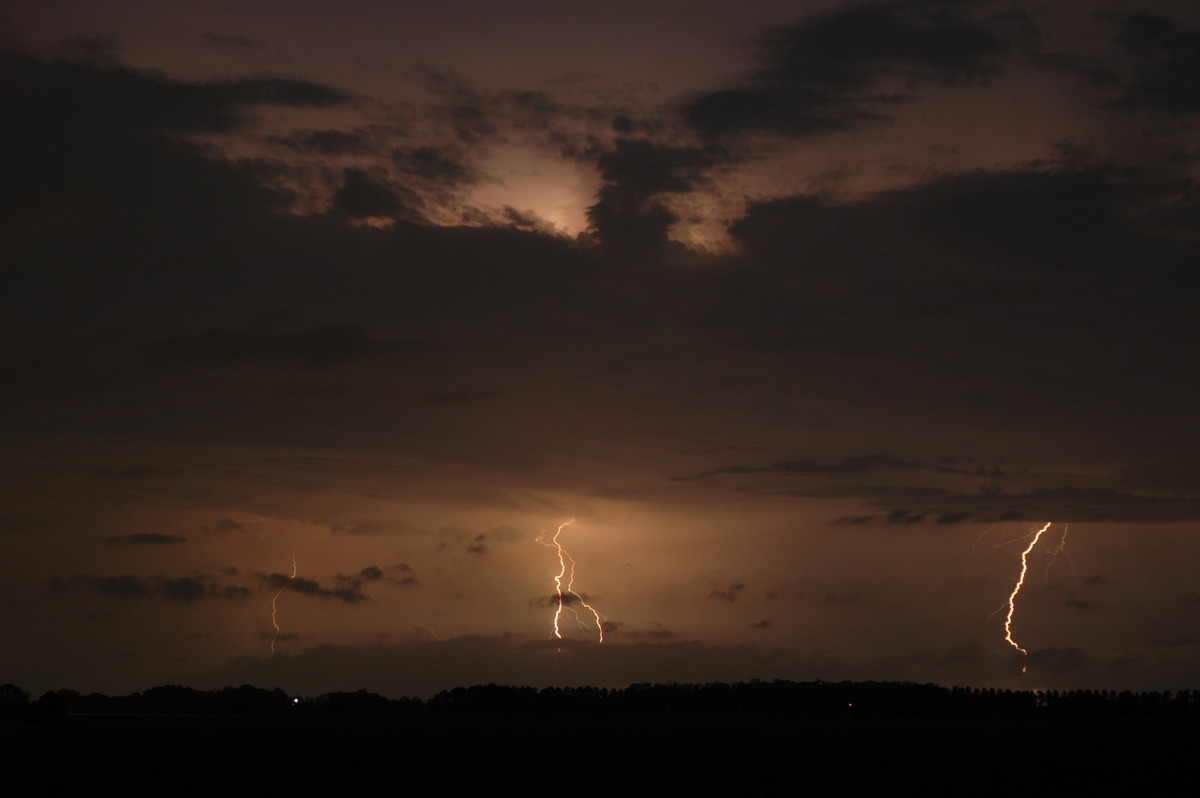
[{"xmin": 5, "ymin": 0, "xmax": 1200, "ymax": 699}]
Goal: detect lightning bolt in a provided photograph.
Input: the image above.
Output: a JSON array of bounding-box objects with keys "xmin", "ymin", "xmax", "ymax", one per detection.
[
  {"xmin": 539, "ymin": 519, "xmax": 605, "ymax": 643},
  {"xmin": 270, "ymin": 550, "xmax": 297, "ymax": 655},
  {"xmin": 1042, "ymin": 523, "xmax": 1073, "ymax": 586},
  {"xmin": 1002, "ymin": 522, "xmax": 1053, "ymax": 672}
]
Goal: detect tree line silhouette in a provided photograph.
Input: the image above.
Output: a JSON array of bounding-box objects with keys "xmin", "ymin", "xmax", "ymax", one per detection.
[{"xmin": 5, "ymin": 680, "xmax": 1200, "ymax": 722}]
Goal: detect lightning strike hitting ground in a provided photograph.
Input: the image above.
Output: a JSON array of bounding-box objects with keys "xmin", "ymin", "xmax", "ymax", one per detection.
[
  {"xmin": 1002, "ymin": 522, "xmax": 1053, "ymax": 672},
  {"xmin": 270, "ymin": 551, "xmax": 297, "ymax": 655},
  {"xmin": 539, "ymin": 519, "xmax": 605, "ymax": 642}
]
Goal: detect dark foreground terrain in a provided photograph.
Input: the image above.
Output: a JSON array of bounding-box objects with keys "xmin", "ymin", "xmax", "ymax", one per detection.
[{"xmin": 4, "ymin": 682, "xmax": 1198, "ymax": 796}]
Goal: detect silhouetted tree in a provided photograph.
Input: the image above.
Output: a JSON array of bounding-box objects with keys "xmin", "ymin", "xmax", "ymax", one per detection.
[
  {"xmin": 27, "ymin": 691, "xmax": 69, "ymax": 726},
  {"xmin": 0, "ymin": 683, "xmax": 31, "ymax": 720}
]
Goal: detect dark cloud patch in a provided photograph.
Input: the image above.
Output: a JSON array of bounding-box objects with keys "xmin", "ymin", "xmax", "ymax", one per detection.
[
  {"xmin": 212, "ymin": 519, "xmax": 248, "ymax": 537},
  {"xmin": 332, "ymin": 167, "xmax": 410, "ymax": 219},
  {"xmin": 0, "ymin": 50, "xmax": 348, "ymax": 140},
  {"xmin": 886, "ymin": 509, "xmax": 926, "ymax": 526},
  {"xmin": 681, "ymin": 447, "xmax": 1200, "ymax": 524},
  {"xmin": 268, "ymin": 128, "xmax": 371, "ymax": 155},
  {"xmin": 217, "ymin": 585, "xmax": 253, "ymax": 601},
  {"xmin": 465, "ymin": 534, "xmax": 489, "ymax": 555},
  {"xmin": 199, "ymin": 33, "xmax": 265, "ymax": 52},
  {"xmin": 158, "ymin": 577, "xmax": 206, "ymax": 603},
  {"xmin": 332, "ymin": 520, "xmax": 431, "ymax": 537},
  {"xmin": 393, "ymin": 146, "xmax": 476, "ymax": 186},
  {"xmin": 145, "ymin": 323, "xmax": 410, "ymax": 372},
  {"xmin": 358, "ymin": 566, "xmax": 384, "ymax": 582},
  {"xmin": 103, "ymin": 533, "xmax": 187, "ymax": 545},
  {"xmin": 840, "ymin": 486, "xmax": 1200, "ymax": 525},
  {"xmin": 750, "ymin": 620, "xmax": 774, "ymax": 629},
  {"xmin": 529, "ymin": 593, "xmax": 592, "ymax": 608},
  {"xmin": 677, "ymin": 453, "xmax": 915, "ymax": 481},
  {"xmin": 728, "ymin": 165, "xmax": 1184, "ymax": 281},
  {"xmin": 49, "ymin": 573, "xmax": 252, "ymax": 602},
  {"xmin": 1108, "ymin": 12, "xmax": 1200, "ymax": 113},
  {"xmin": 1083, "ymin": 575, "xmax": 1108, "ymax": 588},
  {"xmin": 50, "ymin": 575, "xmax": 152, "ymax": 600},
  {"xmin": 587, "ymin": 138, "xmax": 722, "ymax": 257},
  {"xmin": 685, "ymin": 1, "xmax": 1003, "ymax": 137},
  {"xmin": 708, "ymin": 582, "xmax": 745, "ymax": 603},
  {"xmin": 833, "ymin": 515, "xmax": 878, "ymax": 526},
  {"xmin": 265, "ymin": 573, "xmax": 367, "ymax": 604},
  {"xmin": 386, "ymin": 564, "xmax": 419, "ymax": 587}
]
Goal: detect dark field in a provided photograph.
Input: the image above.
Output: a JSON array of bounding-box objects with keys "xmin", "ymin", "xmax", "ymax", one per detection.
[{"xmin": 4, "ymin": 711, "xmax": 1196, "ymax": 796}]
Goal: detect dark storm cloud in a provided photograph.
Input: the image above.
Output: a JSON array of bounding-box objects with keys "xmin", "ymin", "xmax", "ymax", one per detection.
[
  {"xmin": 357, "ymin": 566, "xmax": 383, "ymax": 582},
  {"xmin": 676, "ymin": 454, "xmax": 917, "ymax": 481},
  {"xmin": 708, "ymin": 582, "xmax": 745, "ymax": 603},
  {"xmin": 392, "ymin": 146, "xmax": 476, "ymax": 186},
  {"xmin": 1108, "ymin": 11, "xmax": 1200, "ymax": 113},
  {"xmin": 268, "ymin": 128, "xmax": 372, "ymax": 155},
  {"xmin": 529, "ymin": 593, "xmax": 592, "ymax": 608},
  {"xmin": 729, "ymin": 162, "xmax": 1194, "ymax": 277},
  {"xmin": 0, "ymin": 49, "xmax": 348, "ymax": 138},
  {"xmin": 143, "ymin": 322, "xmax": 410, "ymax": 372},
  {"xmin": 49, "ymin": 574, "xmax": 253, "ymax": 602},
  {"xmin": 707, "ymin": 161, "xmax": 1200, "ymax": 437},
  {"xmin": 5, "ymin": 37, "xmax": 1200, "ymax": 518},
  {"xmin": 387, "ymin": 564, "xmax": 419, "ymax": 587},
  {"xmin": 199, "ymin": 33, "xmax": 266, "ymax": 52},
  {"xmin": 211, "ymin": 519, "xmax": 248, "ymax": 536},
  {"xmin": 691, "ymin": 450, "xmax": 1200, "ymax": 523},
  {"xmin": 50, "ymin": 575, "xmax": 153, "ymax": 600},
  {"xmin": 832, "ymin": 486, "xmax": 1200, "ymax": 525},
  {"xmin": 332, "ymin": 520, "xmax": 431, "ymax": 537},
  {"xmin": 264, "ymin": 573, "xmax": 368, "ymax": 604},
  {"xmin": 103, "ymin": 533, "xmax": 188, "ymax": 545},
  {"xmin": 332, "ymin": 167, "xmax": 410, "ymax": 219},
  {"xmin": 587, "ymin": 138, "xmax": 724, "ymax": 256},
  {"xmin": 158, "ymin": 576, "xmax": 206, "ymax": 603},
  {"xmin": 685, "ymin": 0, "xmax": 1004, "ymax": 137}
]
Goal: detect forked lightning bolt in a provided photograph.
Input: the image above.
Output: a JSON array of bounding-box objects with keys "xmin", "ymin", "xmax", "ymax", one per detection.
[
  {"xmin": 270, "ymin": 551, "xmax": 297, "ymax": 655},
  {"xmin": 540, "ymin": 519, "xmax": 605, "ymax": 642},
  {"xmin": 1043, "ymin": 523, "xmax": 1072, "ymax": 585},
  {"xmin": 1003, "ymin": 522, "xmax": 1053, "ymax": 672}
]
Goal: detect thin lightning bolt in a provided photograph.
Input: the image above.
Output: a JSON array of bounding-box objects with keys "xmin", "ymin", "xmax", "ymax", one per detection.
[
  {"xmin": 1002, "ymin": 522, "xmax": 1053, "ymax": 672},
  {"xmin": 539, "ymin": 519, "xmax": 605, "ymax": 643},
  {"xmin": 1043, "ymin": 523, "xmax": 1073, "ymax": 586},
  {"xmin": 270, "ymin": 550, "xmax": 297, "ymax": 655}
]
